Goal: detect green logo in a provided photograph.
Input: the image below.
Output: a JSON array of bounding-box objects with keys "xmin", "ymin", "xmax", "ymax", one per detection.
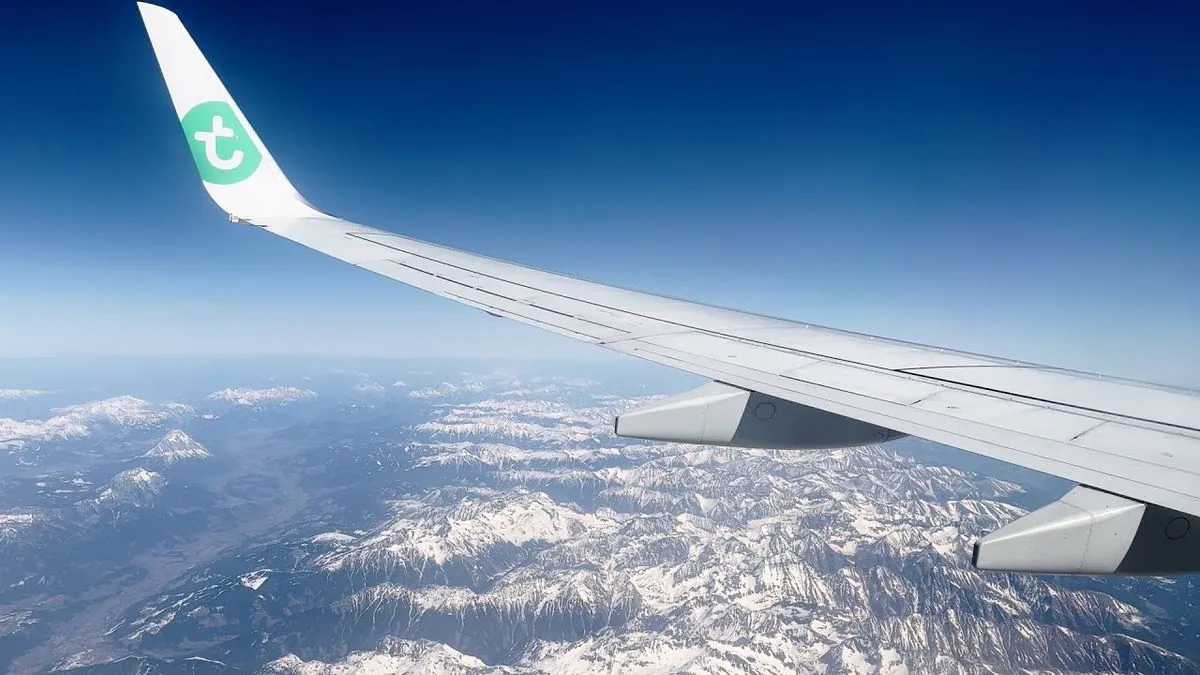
[{"xmin": 180, "ymin": 101, "xmax": 262, "ymax": 184}]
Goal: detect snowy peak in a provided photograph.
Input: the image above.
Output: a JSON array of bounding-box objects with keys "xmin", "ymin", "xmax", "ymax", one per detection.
[
  {"xmin": 87, "ymin": 467, "xmax": 166, "ymax": 510},
  {"xmin": 142, "ymin": 429, "xmax": 211, "ymax": 464},
  {"xmin": 266, "ymin": 638, "xmax": 506, "ymax": 674}
]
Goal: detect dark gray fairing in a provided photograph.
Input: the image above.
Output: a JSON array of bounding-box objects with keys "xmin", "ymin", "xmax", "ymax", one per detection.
[
  {"xmin": 614, "ymin": 382, "xmax": 904, "ymax": 450},
  {"xmin": 1118, "ymin": 502, "xmax": 1198, "ymax": 574},
  {"xmin": 973, "ymin": 484, "xmax": 1200, "ymax": 576},
  {"xmin": 731, "ymin": 390, "xmax": 905, "ymax": 449}
]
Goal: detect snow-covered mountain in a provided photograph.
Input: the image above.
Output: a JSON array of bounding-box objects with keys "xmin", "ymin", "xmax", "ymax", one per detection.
[
  {"xmin": 295, "ymin": 444, "xmax": 1185, "ymax": 674},
  {"xmin": 266, "ymin": 638, "xmax": 511, "ymax": 675},
  {"xmin": 410, "ymin": 394, "xmax": 626, "ymax": 445},
  {"xmin": 352, "ymin": 382, "xmax": 388, "ymax": 396},
  {"xmin": 207, "ymin": 387, "xmax": 318, "ymax": 407},
  {"xmin": 0, "ymin": 370, "xmax": 1183, "ymax": 675},
  {"xmin": 83, "ymin": 467, "xmax": 166, "ymax": 511},
  {"xmin": 55, "ymin": 396, "xmax": 194, "ymax": 427},
  {"xmin": 316, "ymin": 491, "xmax": 620, "ymax": 586},
  {"xmin": 0, "ymin": 511, "xmax": 44, "ymax": 550},
  {"xmin": 407, "ymin": 382, "xmax": 489, "ymax": 400},
  {"xmin": 141, "ymin": 429, "xmax": 211, "ymax": 464},
  {"xmin": 405, "ymin": 375, "xmax": 606, "ymax": 403},
  {"xmin": 0, "ymin": 395, "xmax": 194, "ymax": 451}
]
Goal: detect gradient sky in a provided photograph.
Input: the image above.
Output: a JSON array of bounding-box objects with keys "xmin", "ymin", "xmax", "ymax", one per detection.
[{"xmin": 2, "ymin": 1, "xmax": 1198, "ymax": 386}]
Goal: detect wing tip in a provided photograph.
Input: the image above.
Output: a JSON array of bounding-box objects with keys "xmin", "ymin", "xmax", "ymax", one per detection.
[
  {"xmin": 136, "ymin": 2, "xmax": 175, "ymax": 21},
  {"xmin": 137, "ymin": 0, "xmax": 327, "ymax": 221}
]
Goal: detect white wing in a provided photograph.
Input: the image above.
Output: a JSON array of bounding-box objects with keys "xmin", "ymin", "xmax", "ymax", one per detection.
[{"xmin": 138, "ymin": 3, "xmax": 1200, "ymax": 575}]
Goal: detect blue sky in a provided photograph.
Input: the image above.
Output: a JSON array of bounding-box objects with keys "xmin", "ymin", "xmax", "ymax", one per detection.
[{"xmin": 1, "ymin": 1, "xmax": 1198, "ymax": 386}]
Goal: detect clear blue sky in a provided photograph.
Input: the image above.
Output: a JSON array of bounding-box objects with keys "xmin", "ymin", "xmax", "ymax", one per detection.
[{"xmin": 1, "ymin": 0, "xmax": 1198, "ymax": 386}]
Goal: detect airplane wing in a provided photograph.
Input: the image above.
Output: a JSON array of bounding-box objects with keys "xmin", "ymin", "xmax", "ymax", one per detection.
[{"xmin": 136, "ymin": 3, "xmax": 1200, "ymax": 576}]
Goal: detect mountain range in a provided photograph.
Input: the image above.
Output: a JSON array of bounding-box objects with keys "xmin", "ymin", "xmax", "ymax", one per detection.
[{"xmin": 1, "ymin": 365, "xmax": 1195, "ymax": 674}]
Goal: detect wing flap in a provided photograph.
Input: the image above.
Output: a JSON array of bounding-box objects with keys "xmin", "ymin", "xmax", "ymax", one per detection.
[
  {"xmin": 1072, "ymin": 423, "xmax": 1200, "ymax": 473},
  {"xmin": 912, "ymin": 389, "xmax": 1102, "ymax": 442},
  {"xmin": 739, "ymin": 326, "xmax": 999, "ymax": 370},
  {"xmin": 908, "ymin": 365, "xmax": 1200, "ymax": 432}
]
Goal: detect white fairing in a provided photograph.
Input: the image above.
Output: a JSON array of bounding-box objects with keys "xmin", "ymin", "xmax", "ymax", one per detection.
[
  {"xmin": 616, "ymin": 383, "xmax": 749, "ymax": 445},
  {"xmin": 137, "ymin": 4, "xmax": 1200, "ymax": 574}
]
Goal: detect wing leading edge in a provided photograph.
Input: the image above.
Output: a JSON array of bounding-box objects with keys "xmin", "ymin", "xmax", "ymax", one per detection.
[{"xmin": 137, "ymin": 3, "xmax": 1200, "ymax": 575}]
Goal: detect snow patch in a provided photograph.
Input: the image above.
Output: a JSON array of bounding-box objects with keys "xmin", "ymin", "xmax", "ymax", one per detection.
[
  {"xmin": 312, "ymin": 531, "xmax": 358, "ymax": 545},
  {"xmin": 0, "ymin": 512, "xmax": 39, "ymax": 546},
  {"xmin": 265, "ymin": 638, "xmax": 499, "ymax": 674},
  {"xmin": 241, "ymin": 571, "xmax": 269, "ymax": 591}
]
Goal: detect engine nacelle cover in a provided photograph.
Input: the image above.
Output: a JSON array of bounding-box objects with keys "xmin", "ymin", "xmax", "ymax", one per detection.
[
  {"xmin": 614, "ymin": 381, "xmax": 903, "ymax": 450},
  {"xmin": 973, "ymin": 485, "xmax": 1200, "ymax": 575}
]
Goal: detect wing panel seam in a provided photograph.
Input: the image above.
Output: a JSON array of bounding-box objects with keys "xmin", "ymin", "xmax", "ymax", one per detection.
[
  {"xmin": 908, "ymin": 372, "xmax": 1200, "ymax": 435},
  {"xmin": 384, "ymin": 258, "xmax": 622, "ymax": 333},
  {"xmin": 351, "ymin": 233, "xmax": 1196, "ymax": 435}
]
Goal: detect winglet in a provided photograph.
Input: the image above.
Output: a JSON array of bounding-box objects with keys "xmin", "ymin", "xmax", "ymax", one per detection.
[{"xmin": 137, "ymin": 2, "xmax": 323, "ymax": 220}]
